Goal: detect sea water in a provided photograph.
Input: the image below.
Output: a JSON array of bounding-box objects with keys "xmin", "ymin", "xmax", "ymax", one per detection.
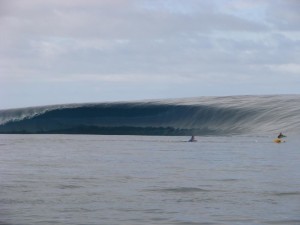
[
  {"xmin": 1, "ymin": 95, "xmax": 300, "ymax": 135},
  {"xmin": 0, "ymin": 134, "xmax": 300, "ymax": 225}
]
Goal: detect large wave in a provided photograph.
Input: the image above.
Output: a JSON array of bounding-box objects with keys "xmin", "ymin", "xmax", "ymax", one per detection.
[{"xmin": 0, "ymin": 95, "xmax": 299, "ymax": 135}]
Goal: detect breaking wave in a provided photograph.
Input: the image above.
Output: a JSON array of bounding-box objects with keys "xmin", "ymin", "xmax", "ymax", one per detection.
[{"xmin": 0, "ymin": 95, "xmax": 299, "ymax": 135}]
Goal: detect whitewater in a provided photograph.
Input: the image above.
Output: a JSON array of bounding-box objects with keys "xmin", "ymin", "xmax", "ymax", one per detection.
[{"xmin": 1, "ymin": 95, "xmax": 300, "ymax": 135}]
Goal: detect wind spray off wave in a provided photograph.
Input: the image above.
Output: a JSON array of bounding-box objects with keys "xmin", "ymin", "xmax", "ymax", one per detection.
[{"xmin": 0, "ymin": 95, "xmax": 300, "ymax": 135}]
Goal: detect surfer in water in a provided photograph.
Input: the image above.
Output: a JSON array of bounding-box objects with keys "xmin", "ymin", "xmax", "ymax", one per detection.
[
  {"xmin": 188, "ymin": 136, "xmax": 197, "ymax": 142},
  {"xmin": 277, "ymin": 132, "xmax": 286, "ymax": 138},
  {"xmin": 274, "ymin": 132, "xmax": 287, "ymax": 143}
]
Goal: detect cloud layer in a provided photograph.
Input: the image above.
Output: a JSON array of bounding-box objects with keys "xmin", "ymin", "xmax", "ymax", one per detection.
[{"xmin": 0, "ymin": 0, "xmax": 299, "ymax": 108}]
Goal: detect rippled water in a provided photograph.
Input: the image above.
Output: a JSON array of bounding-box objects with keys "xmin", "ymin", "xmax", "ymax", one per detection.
[{"xmin": 1, "ymin": 134, "xmax": 300, "ymax": 225}]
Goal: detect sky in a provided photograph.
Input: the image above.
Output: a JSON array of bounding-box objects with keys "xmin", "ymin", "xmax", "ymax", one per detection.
[{"xmin": 0, "ymin": 0, "xmax": 300, "ymax": 109}]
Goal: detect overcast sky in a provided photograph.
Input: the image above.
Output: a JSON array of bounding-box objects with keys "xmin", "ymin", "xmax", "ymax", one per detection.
[{"xmin": 0, "ymin": 0, "xmax": 300, "ymax": 109}]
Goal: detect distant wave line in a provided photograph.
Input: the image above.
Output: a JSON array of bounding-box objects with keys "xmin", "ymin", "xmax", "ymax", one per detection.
[{"xmin": 0, "ymin": 95, "xmax": 299, "ymax": 135}]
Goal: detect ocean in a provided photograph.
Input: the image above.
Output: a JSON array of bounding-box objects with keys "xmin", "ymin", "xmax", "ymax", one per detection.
[
  {"xmin": 0, "ymin": 95, "xmax": 300, "ymax": 224},
  {"xmin": 1, "ymin": 95, "xmax": 300, "ymax": 135},
  {"xmin": 0, "ymin": 134, "xmax": 300, "ymax": 225}
]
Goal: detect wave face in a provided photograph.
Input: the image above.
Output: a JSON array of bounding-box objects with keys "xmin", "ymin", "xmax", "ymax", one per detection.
[{"xmin": 0, "ymin": 95, "xmax": 300, "ymax": 136}]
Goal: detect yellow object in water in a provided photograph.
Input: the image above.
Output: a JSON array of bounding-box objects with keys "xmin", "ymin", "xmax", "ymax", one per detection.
[{"xmin": 273, "ymin": 138, "xmax": 285, "ymax": 143}]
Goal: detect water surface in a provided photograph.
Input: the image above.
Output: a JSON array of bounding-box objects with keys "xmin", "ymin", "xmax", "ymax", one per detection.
[{"xmin": 0, "ymin": 134, "xmax": 300, "ymax": 225}]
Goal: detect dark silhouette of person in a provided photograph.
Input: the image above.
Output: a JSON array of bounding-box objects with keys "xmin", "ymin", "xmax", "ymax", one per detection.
[
  {"xmin": 189, "ymin": 136, "xmax": 196, "ymax": 142},
  {"xmin": 277, "ymin": 132, "xmax": 285, "ymax": 138}
]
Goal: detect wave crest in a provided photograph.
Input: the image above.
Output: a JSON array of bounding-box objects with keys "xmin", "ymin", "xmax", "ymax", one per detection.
[{"xmin": 0, "ymin": 95, "xmax": 299, "ymax": 135}]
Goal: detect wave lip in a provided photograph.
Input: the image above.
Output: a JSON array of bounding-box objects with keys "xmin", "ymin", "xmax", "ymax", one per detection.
[{"xmin": 0, "ymin": 95, "xmax": 299, "ymax": 136}]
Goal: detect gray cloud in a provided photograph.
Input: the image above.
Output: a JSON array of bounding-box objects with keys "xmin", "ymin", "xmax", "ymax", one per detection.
[
  {"xmin": 0, "ymin": 0, "xmax": 299, "ymax": 108},
  {"xmin": 266, "ymin": 0, "xmax": 300, "ymax": 30}
]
